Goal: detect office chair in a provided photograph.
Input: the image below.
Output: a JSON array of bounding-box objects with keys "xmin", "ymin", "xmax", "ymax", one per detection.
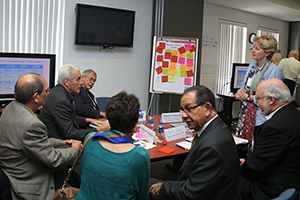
[
  {"xmin": 271, "ymin": 188, "xmax": 299, "ymax": 200},
  {"xmin": 0, "ymin": 167, "xmax": 12, "ymax": 200},
  {"xmin": 96, "ymin": 97, "xmax": 110, "ymax": 112}
]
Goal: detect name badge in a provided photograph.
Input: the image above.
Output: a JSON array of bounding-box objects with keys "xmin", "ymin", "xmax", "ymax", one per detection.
[
  {"xmin": 164, "ymin": 126, "xmax": 186, "ymax": 142},
  {"xmin": 247, "ymin": 78, "xmax": 253, "ymax": 87}
]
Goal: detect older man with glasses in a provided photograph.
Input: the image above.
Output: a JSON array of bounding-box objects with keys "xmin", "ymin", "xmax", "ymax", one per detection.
[
  {"xmin": 240, "ymin": 79, "xmax": 300, "ymax": 200},
  {"xmin": 149, "ymin": 85, "xmax": 240, "ymax": 200}
]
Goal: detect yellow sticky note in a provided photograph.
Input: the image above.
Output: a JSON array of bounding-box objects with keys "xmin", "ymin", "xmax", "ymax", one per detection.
[
  {"xmin": 187, "ymin": 66, "xmax": 194, "ymax": 71},
  {"xmin": 187, "ymin": 51, "xmax": 194, "ymax": 60},
  {"xmin": 180, "ymin": 64, "xmax": 187, "ymax": 71},
  {"xmin": 168, "ymin": 75, "xmax": 175, "ymax": 82},
  {"xmin": 163, "ymin": 68, "xmax": 169, "ymax": 74},
  {"xmin": 180, "ymin": 52, "xmax": 186, "ymax": 57},
  {"xmin": 172, "ymin": 50, "xmax": 178, "ymax": 56},
  {"xmin": 170, "ymin": 62, "xmax": 177, "ymax": 69},
  {"xmin": 168, "ymin": 68, "xmax": 175, "ymax": 75},
  {"xmin": 175, "ymin": 69, "xmax": 180, "ymax": 76},
  {"xmin": 180, "ymin": 70, "xmax": 187, "ymax": 77}
]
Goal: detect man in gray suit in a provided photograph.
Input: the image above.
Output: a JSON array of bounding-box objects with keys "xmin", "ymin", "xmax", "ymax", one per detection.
[{"xmin": 0, "ymin": 73, "xmax": 82, "ymax": 200}]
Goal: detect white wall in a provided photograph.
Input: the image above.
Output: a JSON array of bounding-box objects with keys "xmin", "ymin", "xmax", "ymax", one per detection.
[
  {"xmin": 201, "ymin": 2, "xmax": 289, "ymax": 92},
  {"xmin": 63, "ymin": 0, "xmax": 153, "ymax": 110}
]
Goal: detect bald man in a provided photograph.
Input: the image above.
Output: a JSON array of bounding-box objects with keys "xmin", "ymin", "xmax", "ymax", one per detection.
[
  {"xmin": 240, "ymin": 79, "xmax": 300, "ymax": 199},
  {"xmin": 278, "ymin": 50, "xmax": 300, "ymax": 95},
  {"xmin": 0, "ymin": 73, "xmax": 81, "ymax": 200}
]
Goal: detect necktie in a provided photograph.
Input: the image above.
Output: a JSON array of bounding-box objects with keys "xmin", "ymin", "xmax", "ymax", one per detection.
[{"xmin": 191, "ymin": 133, "xmax": 199, "ymax": 148}]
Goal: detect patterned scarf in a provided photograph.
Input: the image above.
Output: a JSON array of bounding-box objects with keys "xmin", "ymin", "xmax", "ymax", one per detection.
[
  {"xmin": 92, "ymin": 129, "xmax": 133, "ymax": 144},
  {"xmin": 236, "ymin": 60, "xmax": 272, "ymax": 142}
]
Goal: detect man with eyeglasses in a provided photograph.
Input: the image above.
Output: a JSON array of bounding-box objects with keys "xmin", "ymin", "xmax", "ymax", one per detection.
[
  {"xmin": 74, "ymin": 69, "xmax": 106, "ymax": 118},
  {"xmin": 149, "ymin": 85, "xmax": 240, "ymax": 200},
  {"xmin": 0, "ymin": 73, "xmax": 82, "ymax": 200},
  {"xmin": 240, "ymin": 79, "xmax": 300, "ymax": 200}
]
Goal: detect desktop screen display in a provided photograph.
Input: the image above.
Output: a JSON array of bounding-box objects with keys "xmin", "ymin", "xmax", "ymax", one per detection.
[
  {"xmin": 0, "ymin": 53, "xmax": 55, "ymax": 100},
  {"xmin": 230, "ymin": 63, "xmax": 249, "ymax": 93}
]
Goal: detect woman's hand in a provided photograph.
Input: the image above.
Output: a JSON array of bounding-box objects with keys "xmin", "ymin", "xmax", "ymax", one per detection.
[{"xmin": 235, "ymin": 90, "xmax": 248, "ymax": 101}]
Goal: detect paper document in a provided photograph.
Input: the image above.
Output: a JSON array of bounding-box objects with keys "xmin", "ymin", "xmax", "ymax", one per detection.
[
  {"xmin": 233, "ymin": 136, "xmax": 249, "ymax": 145},
  {"xmin": 176, "ymin": 141, "xmax": 191, "ymax": 150}
]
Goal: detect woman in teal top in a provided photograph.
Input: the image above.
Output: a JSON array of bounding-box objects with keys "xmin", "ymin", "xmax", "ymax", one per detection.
[{"xmin": 75, "ymin": 91, "xmax": 150, "ymax": 200}]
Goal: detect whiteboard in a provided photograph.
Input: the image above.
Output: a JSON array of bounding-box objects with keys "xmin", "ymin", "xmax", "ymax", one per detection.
[{"xmin": 149, "ymin": 36, "xmax": 198, "ymax": 94}]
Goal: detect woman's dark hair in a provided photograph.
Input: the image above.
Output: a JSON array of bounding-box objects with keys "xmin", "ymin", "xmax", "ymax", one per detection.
[{"xmin": 105, "ymin": 91, "xmax": 140, "ymax": 134}]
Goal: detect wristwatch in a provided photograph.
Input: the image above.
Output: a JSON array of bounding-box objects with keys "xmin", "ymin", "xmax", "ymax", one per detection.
[{"xmin": 247, "ymin": 96, "xmax": 251, "ymax": 101}]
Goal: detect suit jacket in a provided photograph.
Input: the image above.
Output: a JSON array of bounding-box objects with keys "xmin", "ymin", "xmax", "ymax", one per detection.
[
  {"xmin": 39, "ymin": 84, "xmax": 96, "ymax": 141},
  {"xmin": 0, "ymin": 101, "xmax": 78, "ymax": 200},
  {"xmin": 73, "ymin": 86, "xmax": 101, "ymax": 118},
  {"xmin": 241, "ymin": 103, "xmax": 300, "ymax": 199},
  {"xmin": 159, "ymin": 116, "xmax": 240, "ymax": 200}
]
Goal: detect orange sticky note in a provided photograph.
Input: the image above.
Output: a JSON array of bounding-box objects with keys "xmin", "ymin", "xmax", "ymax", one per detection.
[
  {"xmin": 180, "ymin": 64, "xmax": 187, "ymax": 71},
  {"xmin": 168, "ymin": 68, "xmax": 175, "ymax": 75},
  {"xmin": 170, "ymin": 62, "xmax": 177, "ymax": 69},
  {"xmin": 158, "ymin": 146, "xmax": 175, "ymax": 154},
  {"xmin": 172, "ymin": 50, "xmax": 178, "ymax": 56}
]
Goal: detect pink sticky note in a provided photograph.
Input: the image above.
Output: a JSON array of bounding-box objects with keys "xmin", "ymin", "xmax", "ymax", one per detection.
[
  {"xmin": 184, "ymin": 78, "xmax": 192, "ymax": 85},
  {"xmin": 185, "ymin": 43, "xmax": 192, "ymax": 50},
  {"xmin": 186, "ymin": 59, "xmax": 193, "ymax": 66},
  {"xmin": 178, "ymin": 57, "xmax": 186, "ymax": 64},
  {"xmin": 135, "ymin": 132, "xmax": 143, "ymax": 138}
]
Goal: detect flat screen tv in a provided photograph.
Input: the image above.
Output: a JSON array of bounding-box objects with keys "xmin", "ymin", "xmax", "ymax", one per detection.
[
  {"xmin": 230, "ymin": 63, "xmax": 249, "ymax": 93},
  {"xmin": 75, "ymin": 4, "xmax": 135, "ymax": 47},
  {"xmin": 0, "ymin": 53, "xmax": 55, "ymax": 101}
]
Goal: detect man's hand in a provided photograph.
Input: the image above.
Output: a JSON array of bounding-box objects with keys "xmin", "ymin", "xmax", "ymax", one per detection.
[
  {"xmin": 149, "ymin": 182, "xmax": 163, "ymax": 200},
  {"xmin": 100, "ymin": 111, "xmax": 106, "ymax": 118},
  {"xmin": 63, "ymin": 139, "xmax": 82, "ymax": 146},
  {"xmin": 71, "ymin": 140, "xmax": 82, "ymax": 152},
  {"xmin": 86, "ymin": 118, "xmax": 110, "ymax": 132},
  {"xmin": 240, "ymin": 158, "xmax": 245, "ymax": 166},
  {"xmin": 96, "ymin": 122, "xmax": 110, "ymax": 132},
  {"xmin": 235, "ymin": 90, "xmax": 248, "ymax": 101}
]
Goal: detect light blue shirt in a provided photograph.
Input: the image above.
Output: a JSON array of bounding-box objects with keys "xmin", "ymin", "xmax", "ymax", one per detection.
[{"xmin": 239, "ymin": 60, "xmax": 284, "ymax": 126}]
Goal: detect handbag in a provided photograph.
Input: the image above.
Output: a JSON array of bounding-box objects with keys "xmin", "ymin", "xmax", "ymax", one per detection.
[{"xmin": 52, "ymin": 133, "xmax": 95, "ymax": 200}]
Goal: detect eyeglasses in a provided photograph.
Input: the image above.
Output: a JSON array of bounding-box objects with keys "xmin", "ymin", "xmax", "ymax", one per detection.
[
  {"xmin": 88, "ymin": 77, "xmax": 96, "ymax": 82},
  {"xmin": 33, "ymin": 87, "xmax": 50, "ymax": 94},
  {"xmin": 254, "ymin": 95, "xmax": 266, "ymax": 100},
  {"xmin": 180, "ymin": 103, "xmax": 203, "ymax": 114},
  {"xmin": 261, "ymin": 35, "xmax": 269, "ymax": 40}
]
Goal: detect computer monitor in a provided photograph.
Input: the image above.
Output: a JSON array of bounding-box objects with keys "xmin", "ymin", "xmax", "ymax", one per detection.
[
  {"xmin": 0, "ymin": 53, "xmax": 55, "ymax": 102},
  {"xmin": 230, "ymin": 63, "xmax": 249, "ymax": 93}
]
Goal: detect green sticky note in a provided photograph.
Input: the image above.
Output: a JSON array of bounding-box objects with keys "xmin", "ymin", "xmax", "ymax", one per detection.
[
  {"xmin": 165, "ymin": 49, "xmax": 172, "ymax": 53},
  {"xmin": 187, "ymin": 51, "xmax": 194, "ymax": 60},
  {"xmin": 180, "ymin": 70, "xmax": 187, "ymax": 77},
  {"xmin": 163, "ymin": 68, "xmax": 169, "ymax": 74},
  {"xmin": 174, "ymin": 69, "xmax": 180, "ymax": 76},
  {"xmin": 168, "ymin": 75, "xmax": 175, "ymax": 82}
]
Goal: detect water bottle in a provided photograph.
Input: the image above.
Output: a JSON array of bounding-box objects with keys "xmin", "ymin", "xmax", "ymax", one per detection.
[
  {"xmin": 185, "ymin": 125, "xmax": 193, "ymax": 138},
  {"xmin": 137, "ymin": 109, "xmax": 143, "ymax": 126},
  {"xmin": 148, "ymin": 114, "xmax": 154, "ymax": 128},
  {"xmin": 157, "ymin": 121, "xmax": 164, "ymax": 143}
]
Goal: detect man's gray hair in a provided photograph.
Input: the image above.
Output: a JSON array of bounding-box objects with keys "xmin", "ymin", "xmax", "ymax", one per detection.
[
  {"xmin": 57, "ymin": 64, "xmax": 80, "ymax": 84},
  {"xmin": 264, "ymin": 82, "xmax": 292, "ymax": 103},
  {"xmin": 82, "ymin": 69, "xmax": 97, "ymax": 77}
]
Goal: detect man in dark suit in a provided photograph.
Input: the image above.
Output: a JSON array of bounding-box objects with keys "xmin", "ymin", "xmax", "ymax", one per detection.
[
  {"xmin": 149, "ymin": 85, "xmax": 240, "ymax": 200},
  {"xmin": 39, "ymin": 64, "xmax": 110, "ymax": 142},
  {"xmin": 74, "ymin": 69, "xmax": 106, "ymax": 118},
  {"xmin": 240, "ymin": 79, "xmax": 300, "ymax": 200}
]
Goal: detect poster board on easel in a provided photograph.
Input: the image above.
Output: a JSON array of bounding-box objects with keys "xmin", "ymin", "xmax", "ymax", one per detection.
[{"xmin": 149, "ymin": 36, "xmax": 199, "ymax": 94}]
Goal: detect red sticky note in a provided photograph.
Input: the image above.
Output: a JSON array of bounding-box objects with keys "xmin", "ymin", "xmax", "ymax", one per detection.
[
  {"xmin": 171, "ymin": 56, "xmax": 178, "ymax": 63},
  {"xmin": 157, "ymin": 55, "xmax": 163, "ymax": 62},
  {"xmin": 161, "ymin": 76, "xmax": 168, "ymax": 83},
  {"xmin": 156, "ymin": 46, "xmax": 163, "ymax": 53},
  {"xmin": 162, "ymin": 61, "xmax": 169, "ymax": 68},
  {"xmin": 164, "ymin": 52, "xmax": 171, "ymax": 59},
  {"xmin": 156, "ymin": 66, "xmax": 163, "ymax": 74},
  {"xmin": 190, "ymin": 45, "xmax": 196, "ymax": 52},
  {"xmin": 159, "ymin": 42, "xmax": 166, "ymax": 49},
  {"xmin": 178, "ymin": 46, "xmax": 186, "ymax": 54},
  {"xmin": 158, "ymin": 146, "xmax": 175, "ymax": 154},
  {"xmin": 186, "ymin": 70, "xmax": 194, "ymax": 77}
]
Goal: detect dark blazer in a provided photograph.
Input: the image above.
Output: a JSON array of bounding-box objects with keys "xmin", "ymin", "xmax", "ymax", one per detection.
[
  {"xmin": 39, "ymin": 84, "xmax": 96, "ymax": 141},
  {"xmin": 159, "ymin": 116, "xmax": 240, "ymax": 200},
  {"xmin": 74, "ymin": 86, "xmax": 101, "ymax": 118},
  {"xmin": 241, "ymin": 103, "xmax": 300, "ymax": 199}
]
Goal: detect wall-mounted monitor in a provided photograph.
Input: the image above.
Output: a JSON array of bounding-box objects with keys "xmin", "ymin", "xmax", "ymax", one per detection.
[
  {"xmin": 230, "ymin": 63, "xmax": 249, "ymax": 93},
  {"xmin": 75, "ymin": 3, "xmax": 135, "ymax": 48},
  {"xmin": 0, "ymin": 53, "xmax": 55, "ymax": 101}
]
